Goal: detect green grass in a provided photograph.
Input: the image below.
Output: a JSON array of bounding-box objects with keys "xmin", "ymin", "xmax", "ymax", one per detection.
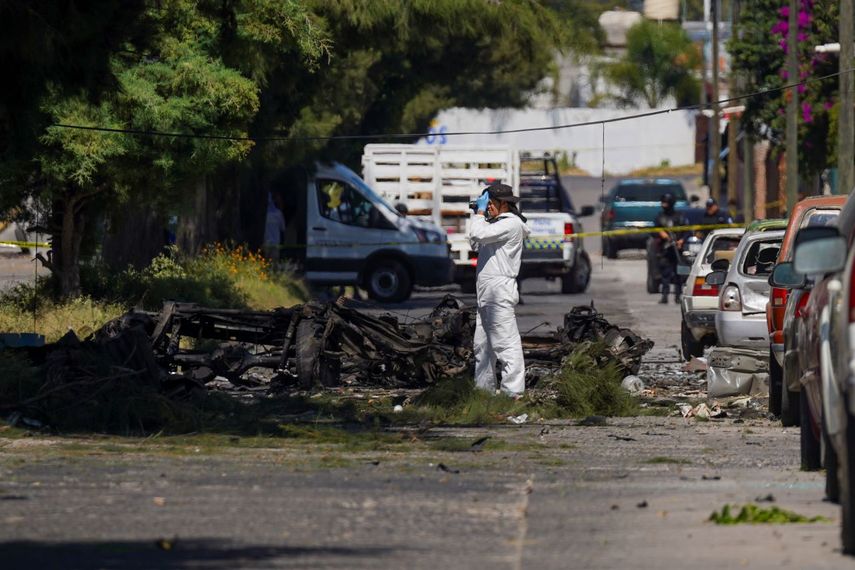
[
  {"xmin": 709, "ymin": 504, "xmax": 831, "ymax": 525},
  {"xmin": 643, "ymin": 456, "xmax": 691, "ymax": 465},
  {"xmin": 0, "ymin": 296, "xmax": 125, "ymax": 342}
]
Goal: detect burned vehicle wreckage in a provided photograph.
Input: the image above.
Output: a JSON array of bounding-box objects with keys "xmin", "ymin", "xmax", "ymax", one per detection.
[{"xmin": 15, "ymin": 296, "xmax": 653, "ymax": 396}]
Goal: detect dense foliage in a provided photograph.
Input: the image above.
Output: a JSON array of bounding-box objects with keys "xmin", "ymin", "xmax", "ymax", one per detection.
[
  {"xmin": 729, "ymin": 0, "xmax": 839, "ymax": 175},
  {"xmin": 0, "ymin": 0, "xmax": 572, "ymax": 298},
  {"xmin": 603, "ymin": 20, "xmax": 701, "ymax": 108}
]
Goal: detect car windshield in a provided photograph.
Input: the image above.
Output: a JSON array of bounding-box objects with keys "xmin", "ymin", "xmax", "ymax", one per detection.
[
  {"xmin": 613, "ymin": 184, "xmax": 687, "ymax": 202},
  {"xmin": 741, "ymin": 239, "xmax": 781, "ymax": 276},
  {"xmin": 800, "ymin": 208, "xmax": 840, "ymax": 229},
  {"xmin": 704, "ymin": 235, "xmax": 741, "ymax": 264}
]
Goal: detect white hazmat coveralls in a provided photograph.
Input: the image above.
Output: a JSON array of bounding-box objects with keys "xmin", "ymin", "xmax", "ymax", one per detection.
[{"xmin": 469, "ymin": 212, "xmax": 530, "ymax": 396}]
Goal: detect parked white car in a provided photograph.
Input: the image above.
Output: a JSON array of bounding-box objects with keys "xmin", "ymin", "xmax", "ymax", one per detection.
[
  {"xmin": 706, "ymin": 229, "xmax": 784, "ymax": 350},
  {"xmin": 679, "ymin": 228, "xmax": 745, "ymax": 358}
]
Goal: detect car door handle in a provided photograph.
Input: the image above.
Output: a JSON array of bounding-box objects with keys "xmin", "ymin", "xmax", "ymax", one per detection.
[{"xmin": 312, "ymin": 226, "xmax": 327, "ymax": 231}]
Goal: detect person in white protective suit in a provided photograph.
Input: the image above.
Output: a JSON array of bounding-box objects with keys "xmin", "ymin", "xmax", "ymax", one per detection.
[{"xmin": 469, "ymin": 183, "xmax": 531, "ymax": 397}]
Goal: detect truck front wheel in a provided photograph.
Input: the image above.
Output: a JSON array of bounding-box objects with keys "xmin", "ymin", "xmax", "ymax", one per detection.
[
  {"xmin": 561, "ymin": 253, "xmax": 591, "ymax": 294},
  {"xmin": 365, "ymin": 259, "xmax": 412, "ymax": 303}
]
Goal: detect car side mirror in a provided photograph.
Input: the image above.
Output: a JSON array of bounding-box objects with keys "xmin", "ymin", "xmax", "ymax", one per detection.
[
  {"xmin": 793, "ymin": 236, "xmax": 847, "ymax": 275},
  {"xmin": 705, "ymin": 271, "xmax": 726, "ymax": 286},
  {"xmin": 579, "ymin": 205, "xmax": 595, "ymax": 217},
  {"xmin": 768, "ymin": 262, "xmax": 806, "ymax": 289},
  {"xmin": 711, "ymin": 259, "xmax": 730, "ymax": 271}
]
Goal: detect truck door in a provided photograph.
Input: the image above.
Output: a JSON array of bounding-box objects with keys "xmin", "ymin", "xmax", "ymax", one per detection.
[{"xmin": 307, "ymin": 177, "xmax": 399, "ymax": 284}]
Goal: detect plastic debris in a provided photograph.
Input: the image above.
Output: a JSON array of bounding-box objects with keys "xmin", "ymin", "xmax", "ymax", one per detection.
[
  {"xmin": 621, "ymin": 375, "xmax": 645, "ymax": 394},
  {"xmin": 508, "ymin": 413, "xmax": 528, "ymax": 425}
]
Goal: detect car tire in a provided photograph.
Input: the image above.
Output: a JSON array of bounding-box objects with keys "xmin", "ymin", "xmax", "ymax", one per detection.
[
  {"xmin": 680, "ymin": 321, "xmax": 704, "ymax": 361},
  {"xmin": 562, "ymin": 253, "xmax": 591, "ymax": 294},
  {"xmin": 781, "ymin": 386, "xmax": 800, "ymax": 427},
  {"xmin": 769, "ymin": 349, "xmax": 783, "ymax": 417},
  {"xmin": 826, "ymin": 416, "xmax": 841, "ymax": 503},
  {"xmin": 365, "ymin": 259, "xmax": 412, "ymax": 303},
  {"xmin": 800, "ymin": 390, "xmax": 822, "ymax": 470},
  {"xmin": 841, "ymin": 408, "xmax": 855, "ymax": 554},
  {"xmin": 603, "ymin": 238, "xmax": 618, "ymax": 260}
]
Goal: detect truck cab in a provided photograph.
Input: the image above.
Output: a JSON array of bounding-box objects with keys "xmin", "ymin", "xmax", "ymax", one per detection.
[{"xmin": 273, "ymin": 162, "xmax": 453, "ymax": 303}]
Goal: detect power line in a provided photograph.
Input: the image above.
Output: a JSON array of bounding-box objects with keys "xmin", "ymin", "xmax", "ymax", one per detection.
[{"xmin": 50, "ymin": 67, "xmax": 855, "ymax": 143}]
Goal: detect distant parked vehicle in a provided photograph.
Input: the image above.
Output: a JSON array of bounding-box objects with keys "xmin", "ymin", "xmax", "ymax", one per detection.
[
  {"xmin": 599, "ymin": 178, "xmax": 691, "ymax": 264},
  {"xmin": 272, "ymin": 162, "xmax": 452, "ymax": 303},
  {"xmin": 679, "ymin": 228, "xmax": 745, "ymax": 359},
  {"xmin": 706, "ymin": 229, "xmax": 784, "ymax": 351},
  {"xmin": 765, "ymin": 196, "xmax": 845, "ymax": 425}
]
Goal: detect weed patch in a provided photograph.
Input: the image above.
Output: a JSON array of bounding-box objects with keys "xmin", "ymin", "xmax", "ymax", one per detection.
[
  {"xmin": 643, "ymin": 456, "xmax": 691, "ymax": 465},
  {"xmin": 709, "ymin": 504, "xmax": 831, "ymax": 525}
]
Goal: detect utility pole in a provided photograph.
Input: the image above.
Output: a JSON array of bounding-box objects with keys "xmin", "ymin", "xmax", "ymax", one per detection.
[
  {"xmin": 727, "ymin": 0, "xmax": 740, "ymax": 208},
  {"xmin": 840, "ymin": 0, "xmax": 854, "ymax": 194},
  {"xmin": 785, "ymin": 0, "xmax": 799, "ymax": 211},
  {"xmin": 711, "ymin": 0, "xmax": 722, "ymax": 201}
]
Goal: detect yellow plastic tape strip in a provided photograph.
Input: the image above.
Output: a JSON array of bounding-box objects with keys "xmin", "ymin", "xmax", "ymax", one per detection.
[{"xmin": 0, "ymin": 240, "xmax": 50, "ymax": 248}]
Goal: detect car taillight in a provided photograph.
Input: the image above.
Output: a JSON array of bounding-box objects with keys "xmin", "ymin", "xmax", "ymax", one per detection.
[
  {"xmin": 692, "ymin": 276, "xmax": 719, "ymax": 297},
  {"xmin": 606, "ymin": 209, "xmax": 615, "ymax": 221},
  {"xmin": 564, "ymin": 222, "xmax": 574, "ymax": 241},
  {"xmin": 795, "ymin": 291, "xmax": 811, "ymax": 319},
  {"xmin": 720, "ymin": 284, "xmax": 742, "ymax": 311},
  {"xmin": 771, "ymin": 287, "xmax": 788, "ymax": 308}
]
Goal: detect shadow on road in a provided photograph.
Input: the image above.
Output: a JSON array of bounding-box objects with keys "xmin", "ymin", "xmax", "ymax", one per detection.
[{"xmin": 0, "ymin": 539, "xmax": 395, "ymax": 569}]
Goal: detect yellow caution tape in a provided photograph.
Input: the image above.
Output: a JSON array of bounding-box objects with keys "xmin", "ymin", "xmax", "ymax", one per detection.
[{"xmin": 0, "ymin": 239, "xmax": 50, "ymax": 248}]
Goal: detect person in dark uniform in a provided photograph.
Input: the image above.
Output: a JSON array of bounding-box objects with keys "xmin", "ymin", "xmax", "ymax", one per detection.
[
  {"xmin": 701, "ymin": 198, "xmax": 733, "ymax": 229},
  {"xmin": 655, "ymin": 193, "xmax": 687, "ymax": 304}
]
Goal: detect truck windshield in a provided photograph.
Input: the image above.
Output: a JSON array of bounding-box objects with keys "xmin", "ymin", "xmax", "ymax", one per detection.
[
  {"xmin": 345, "ymin": 172, "xmax": 403, "ymax": 218},
  {"xmin": 614, "ymin": 184, "xmax": 687, "ymax": 202}
]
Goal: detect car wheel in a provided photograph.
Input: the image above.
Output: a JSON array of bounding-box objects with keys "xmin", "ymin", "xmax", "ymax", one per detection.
[
  {"xmin": 562, "ymin": 253, "xmax": 591, "ymax": 294},
  {"xmin": 680, "ymin": 321, "xmax": 703, "ymax": 361},
  {"xmin": 365, "ymin": 259, "xmax": 412, "ymax": 303},
  {"xmin": 826, "ymin": 415, "xmax": 840, "ymax": 503},
  {"xmin": 800, "ymin": 390, "xmax": 822, "ymax": 470},
  {"xmin": 603, "ymin": 238, "xmax": 618, "ymax": 260},
  {"xmin": 841, "ymin": 407, "xmax": 855, "ymax": 554},
  {"xmin": 781, "ymin": 382, "xmax": 801, "ymax": 427},
  {"xmin": 769, "ymin": 349, "xmax": 783, "ymax": 417}
]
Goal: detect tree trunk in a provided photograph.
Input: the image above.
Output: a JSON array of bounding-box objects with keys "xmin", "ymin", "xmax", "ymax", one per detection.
[{"xmin": 57, "ymin": 195, "xmax": 86, "ymax": 298}]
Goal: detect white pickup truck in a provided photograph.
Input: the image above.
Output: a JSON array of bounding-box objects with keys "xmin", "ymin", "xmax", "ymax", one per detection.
[{"xmin": 361, "ymin": 145, "xmax": 594, "ymax": 294}]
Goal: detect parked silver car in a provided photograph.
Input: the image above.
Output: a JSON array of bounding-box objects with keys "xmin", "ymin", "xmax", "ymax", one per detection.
[
  {"xmin": 679, "ymin": 228, "xmax": 745, "ymax": 358},
  {"xmin": 706, "ymin": 230, "xmax": 784, "ymax": 350}
]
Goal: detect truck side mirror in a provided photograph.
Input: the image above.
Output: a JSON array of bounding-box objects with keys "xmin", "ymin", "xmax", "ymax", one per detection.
[
  {"xmin": 768, "ymin": 261, "xmax": 806, "ymax": 289},
  {"xmin": 579, "ymin": 205, "xmax": 595, "ymax": 217}
]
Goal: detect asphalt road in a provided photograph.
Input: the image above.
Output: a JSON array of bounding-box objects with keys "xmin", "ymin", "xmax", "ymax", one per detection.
[{"xmin": 3, "ymin": 175, "xmax": 848, "ymax": 569}]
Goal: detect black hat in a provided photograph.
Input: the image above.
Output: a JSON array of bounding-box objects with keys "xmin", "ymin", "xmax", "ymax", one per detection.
[
  {"xmin": 660, "ymin": 192, "xmax": 676, "ymax": 207},
  {"xmin": 485, "ymin": 183, "xmax": 520, "ymax": 203}
]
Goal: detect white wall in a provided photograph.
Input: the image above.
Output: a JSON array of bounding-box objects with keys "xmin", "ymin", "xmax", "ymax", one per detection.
[{"xmin": 420, "ymin": 107, "xmax": 697, "ymax": 176}]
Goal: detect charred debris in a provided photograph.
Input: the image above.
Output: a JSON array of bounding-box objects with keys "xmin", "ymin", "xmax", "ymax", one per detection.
[{"xmin": 2, "ymin": 296, "xmax": 652, "ymax": 407}]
